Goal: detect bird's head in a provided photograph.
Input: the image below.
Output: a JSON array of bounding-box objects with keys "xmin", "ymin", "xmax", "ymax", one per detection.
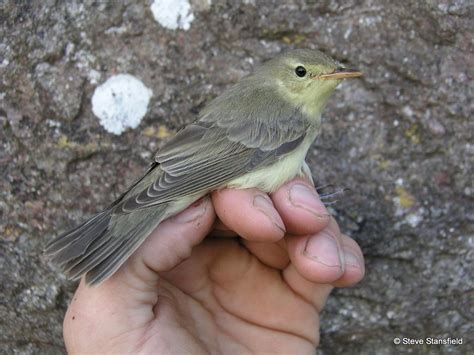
[{"xmin": 256, "ymin": 49, "xmax": 361, "ymax": 117}]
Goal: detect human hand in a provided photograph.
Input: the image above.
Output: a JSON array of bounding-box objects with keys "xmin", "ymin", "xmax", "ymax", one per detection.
[{"xmin": 63, "ymin": 177, "xmax": 365, "ymax": 354}]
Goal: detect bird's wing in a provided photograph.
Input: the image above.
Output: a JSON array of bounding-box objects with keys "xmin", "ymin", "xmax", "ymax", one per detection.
[{"xmin": 114, "ymin": 87, "xmax": 311, "ymax": 214}]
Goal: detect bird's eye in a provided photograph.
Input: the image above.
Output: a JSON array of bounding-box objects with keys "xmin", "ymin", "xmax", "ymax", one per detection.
[{"xmin": 295, "ymin": 66, "xmax": 307, "ymax": 77}]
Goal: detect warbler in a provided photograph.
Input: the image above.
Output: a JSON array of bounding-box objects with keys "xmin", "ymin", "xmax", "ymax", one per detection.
[{"xmin": 46, "ymin": 49, "xmax": 361, "ymax": 285}]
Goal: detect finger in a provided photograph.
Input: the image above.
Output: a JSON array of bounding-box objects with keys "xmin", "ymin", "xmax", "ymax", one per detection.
[
  {"xmin": 332, "ymin": 235, "xmax": 365, "ymax": 287},
  {"xmin": 212, "ymin": 188, "xmax": 286, "ymax": 242},
  {"xmin": 209, "ymin": 218, "xmax": 238, "ymax": 238},
  {"xmin": 282, "ymin": 265, "xmax": 333, "ymax": 312},
  {"xmin": 283, "ymin": 232, "xmax": 364, "ymax": 311},
  {"xmin": 271, "ymin": 178, "xmax": 331, "ymax": 236},
  {"xmin": 241, "ymin": 239, "xmax": 290, "ymax": 269},
  {"xmin": 286, "ymin": 218, "xmax": 346, "ymax": 284}
]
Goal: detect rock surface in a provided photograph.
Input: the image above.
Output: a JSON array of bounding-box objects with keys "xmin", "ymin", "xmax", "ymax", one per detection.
[{"xmin": 1, "ymin": 0, "xmax": 472, "ymax": 353}]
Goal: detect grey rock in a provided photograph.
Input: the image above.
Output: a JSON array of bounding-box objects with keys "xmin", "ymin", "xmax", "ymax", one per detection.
[
  {"xmin": 34, "ymin": 62, "xmax": 84, "ymax": 122},
  {"xmin": 1, "ymin": 0, "xmax": 472, "ymax": 353}
]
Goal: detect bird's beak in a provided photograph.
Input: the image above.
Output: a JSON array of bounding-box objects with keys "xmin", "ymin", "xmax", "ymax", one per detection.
[{"xmin": 314, "ymin": 68, "xmax": 362, "ymax": 80}]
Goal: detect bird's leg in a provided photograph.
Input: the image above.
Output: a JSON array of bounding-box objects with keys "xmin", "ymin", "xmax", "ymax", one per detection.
[
  {"xmin": 300, "ymin": 161, "xmax": 349, "ymax": 206},
  {"xmin": 316, "ymin": 185, "xmax": 350, "ymax": 206}
]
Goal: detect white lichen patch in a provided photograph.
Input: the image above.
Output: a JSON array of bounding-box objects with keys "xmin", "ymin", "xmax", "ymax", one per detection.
[
  {"xmin": 150, "ymin": 0, "xmax": 195, "ymax": 31},
  {"xmin": 92, "ymin": 74, "xmax": 152, "ymax": 135}
]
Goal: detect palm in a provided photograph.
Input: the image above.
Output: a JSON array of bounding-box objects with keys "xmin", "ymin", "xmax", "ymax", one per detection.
[{"xmin": 148, "ymin": 238, "xmax": 319, "ymax": 354}]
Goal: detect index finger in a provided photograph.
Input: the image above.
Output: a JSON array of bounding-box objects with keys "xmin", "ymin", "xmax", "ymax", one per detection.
[{"xmin": 271, "ymin": 178, "xmax": 331, "ymax": 236}]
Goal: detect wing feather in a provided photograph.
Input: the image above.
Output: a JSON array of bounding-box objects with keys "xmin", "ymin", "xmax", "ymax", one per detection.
[{"xmin": 113, "ymin": 83, "xmax": 311, "ymax": 215}]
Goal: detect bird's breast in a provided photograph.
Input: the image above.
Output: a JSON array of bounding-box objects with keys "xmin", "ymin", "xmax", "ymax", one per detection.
[{"xmin": 225, "ymin": 134, "xmax": 314, "ymax": 193}]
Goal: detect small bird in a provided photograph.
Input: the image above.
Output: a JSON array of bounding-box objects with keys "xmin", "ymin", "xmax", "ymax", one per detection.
[{"xmin": 45, "ymin": 49, "xmax": 362, "ymax": 285}]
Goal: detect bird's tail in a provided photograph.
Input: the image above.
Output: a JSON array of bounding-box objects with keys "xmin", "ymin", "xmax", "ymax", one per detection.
[{"xmin": 45, "ymin": 207, "xmax": 167, "ymax": 285}]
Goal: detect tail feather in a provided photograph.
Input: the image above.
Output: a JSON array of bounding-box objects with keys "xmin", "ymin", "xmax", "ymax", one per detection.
[
  {"xmin": 63, "ymin": 230, "xmax": 122, "ymax": 280},
  {"xmin": 85, "ymin": 222, "xmax": 155, "ymax": 285},
  {"xmin": 45, "ymin": 211, "xmax": 111, "ymax": 259},
  {"xmin": 66, "ymin": 226, "xmax": 115, "ymax": 271},
  {"xmin": 45, "ymin": 207, "xmax": 168, "ymax": 285}
]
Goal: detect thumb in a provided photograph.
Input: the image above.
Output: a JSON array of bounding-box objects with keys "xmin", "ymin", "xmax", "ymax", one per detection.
[
  {"xmin": 118, "ymin": 196, "xmax": 215, "ymax": 288},
  {"xmin": 78, "ymin": 197, "xmax": 215, "ymax": 298}
]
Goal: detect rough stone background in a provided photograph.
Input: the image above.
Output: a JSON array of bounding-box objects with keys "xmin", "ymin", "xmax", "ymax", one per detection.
[{"xmin": 1, "ymin": 0, "xmax": 472, "ymax": 353}]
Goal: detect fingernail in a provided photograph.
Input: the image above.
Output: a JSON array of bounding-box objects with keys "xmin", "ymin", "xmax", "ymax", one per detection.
[
  {"xmin": 253, "ymin": 194, "xmax": 286, "ymax": 234},
  {"xmin": 289, "ymin": 183, "xmax": 330, "ymax": 219},
  {"xmin": 172, "ymin": 197, "xmax": 209, "ymax": 223},
  {"xmin": 303, "ymin": 232, "xmax": 345, "ymax": 271},
  {"xmin": 344, "ymin": 248, "xmax": 363, "ymax": 269}
]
